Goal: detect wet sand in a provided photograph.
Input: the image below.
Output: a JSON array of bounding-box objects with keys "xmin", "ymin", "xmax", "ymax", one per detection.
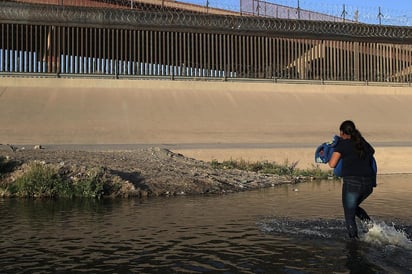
[{"xmin": 1, "ymin": 77, "xmax": 411, "ymax": 174}]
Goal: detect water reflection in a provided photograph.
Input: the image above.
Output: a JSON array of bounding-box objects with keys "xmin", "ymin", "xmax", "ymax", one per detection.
[{"xmin": 1, "ymin": 175, "xmax": 411, "ymax": 273}]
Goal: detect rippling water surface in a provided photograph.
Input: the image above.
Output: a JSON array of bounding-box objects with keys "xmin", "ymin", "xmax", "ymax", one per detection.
[{"xmin": 1, "ymin": 175, "xmax": 412, "ymax": 273}]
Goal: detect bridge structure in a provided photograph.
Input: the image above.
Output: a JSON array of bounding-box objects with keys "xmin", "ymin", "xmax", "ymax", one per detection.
[{"xmin": 1, "ymin": 0, "xmax": 411, "ymax": 83}]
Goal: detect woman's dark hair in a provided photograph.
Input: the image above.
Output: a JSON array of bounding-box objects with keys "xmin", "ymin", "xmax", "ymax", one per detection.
[{"xmin": 340, "ymin": 120, "xmax": 367, "ymax": 159}]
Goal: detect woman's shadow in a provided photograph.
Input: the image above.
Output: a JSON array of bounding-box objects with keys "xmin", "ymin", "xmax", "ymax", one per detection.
[{"xmin": 345, "ymin": 240, "xmax": 381, "ymax": 274}]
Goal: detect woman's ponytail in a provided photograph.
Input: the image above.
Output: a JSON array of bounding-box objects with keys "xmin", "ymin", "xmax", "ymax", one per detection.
[{"xmin": 339, "ymin": 120, "xmax": 366, "ymax": 159}]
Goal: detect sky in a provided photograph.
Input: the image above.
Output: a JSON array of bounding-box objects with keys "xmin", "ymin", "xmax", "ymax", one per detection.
[{"xmin": 183, "ymin": 0, "xmax": 412, "ymax": 26}]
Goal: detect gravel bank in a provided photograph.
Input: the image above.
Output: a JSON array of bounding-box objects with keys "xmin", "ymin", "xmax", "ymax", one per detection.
[{"xmin": 1, "ymin": 145, "xmax": 296, "ymax": 198}]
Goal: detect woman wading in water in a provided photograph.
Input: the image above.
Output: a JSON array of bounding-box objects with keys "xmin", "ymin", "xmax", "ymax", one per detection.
[{"xmin": 328, "ymin": 120, "xmax": 376, "ymax": 239}]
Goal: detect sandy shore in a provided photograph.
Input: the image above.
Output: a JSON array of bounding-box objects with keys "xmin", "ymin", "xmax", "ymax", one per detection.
[{"xmin": 1, "ymin": 77, "xmax": 412, "ymax": 174}]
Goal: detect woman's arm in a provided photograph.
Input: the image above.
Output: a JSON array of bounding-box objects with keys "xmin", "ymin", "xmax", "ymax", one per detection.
[{"xmin": 328, "ymin": 152, "xmax": 341, "ymax": 168}]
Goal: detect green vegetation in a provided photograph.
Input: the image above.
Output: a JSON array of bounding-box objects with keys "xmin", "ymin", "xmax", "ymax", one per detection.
[
  {"xmin": 210, "ymin": 158, "xmax": 332, "ymax": 180},
  {"xmin": 0, "ymin": 160, "xmax": 122, "ymax": 199}
]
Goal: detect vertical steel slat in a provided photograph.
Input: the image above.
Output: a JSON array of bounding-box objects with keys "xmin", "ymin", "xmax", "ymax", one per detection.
[
  {"xmin": 366, "ymin": 42, "xmax": 370, "ymax": 81},
  {"xmin": 255, "ymin": 36, "xmax": 258, "ymax": 78},
  {"xmin": 279, "ymin": 38, "xmax": 283, "ymax": 79},
  {"xmin": 162, "ymin": 31, "xmax": 166, "ymax": 76},
  {"xmin": 328, "ymin": 40, "xmax": 332, "ymax": 80},
  {"xmin": 400, "ymin": 46, "xmax": 404, "ymax": 82},
  {"xmin": 153, "ymin": 30, "xmax": 157, "ymax": 76},
  {"xmin": 79, "ymin": 27, "xmax": 83, "ymax": 74},
  {"xmin": 344, "ymin": 41, "xmax": 352, "ymax": 81},
  {"xmin": 11, "ymin": 23, "xmax": 15, "ymax": 72},
  {"xmin": 195, "ymin": 32, "xmax": 198, "ymax": 77},
  {"xmin": 231, "ymin": 34, "xmax": 235, "ymax": 77},
  {"xmin": 320, "ymin": 40, "xmax": 325, "ymax": 80},
  {"xmin": 149, "ymin": 30, "xmax": 152, "ymax": 76},
  {"xmin": 108, "ymin": 28, "xmax": 111, "ymax": 74},
  {"xmin": 216, "ymin": 34, "xmax": 220, "ymax": 77},
  {"xmin": 358, "ymin": 42, "xmax": 362, "ymax": 81},
  {"xmin": 71, "ymin": 27, "xmax": 74, "ymax": 74},
  {"xmin": 62, "ymin": 26, "xmax": 66, "ymax": 73},
  {"xmin": 85, "ymin": 27, "xmax": 88, "ymax": 74},
  {"xmin": 55, "ymin": 25, "xmax": 60, "ymax": 74},
  {"xmin": 25, "ymin": 24, "xmax": 29, "ymax": 72},
  {"xmin": 338, "ymin": 40, "xmax": 342, "ymax": 80},
  {"xmin": 51, "ymin": 26, "xmax": 55, "ymax": 74},
  {"xmin": 200, "ymin": 33, "xmax": 204, "ymax": 77},
  {"xmin": 133, "ymin": 30, "xmax": 137, "ymax": 75},
  {"xmin": 126, "ymin": 29, "xmax": 129, "ymax": 75},
  {"xmin": 276, "ymin": 37, "xmax": 280, "ymax": 79},
  {"xmin": 209, "ymin": 33, "xmax": 213, "ymax": 77},
  {"xmin": 341, "ymin": 40, "xmax": 345, "ymax": 80},
  {"xmin": 143, "ymin": 30, "xmax": 147, "ymax": 75},
  {"xmin": 332, "ymin": 40, "xmax": 336, "ymax": 80},
  {"xmin": 102, "ymin": 28, "xmax": 106, "ymax": 74},
  {"xmin": 6, "ymin": 23, "xmax": 9, "ymax": 72},
  {"xmin": 166, "ymin": 31, "xmax": 170, "ymax": 76},
  {"xmin": 75, "ymin": 27, "xmax": 79, "ymax": 74},
  {"xmin": 368, "ymin": 42, "xmax": 372, "ymax": 81},
  {"xmin": 16, "ymin": 24, "xmax": 21, "ymax": 72},
  {"xmin": 174, "ymin": 31, "xmax": 178, "ymax": 76},
  {"xmin": 191, "ymin": 32, "xmax": 195, "ymax": 77},
  {"xmin": 295, "ymin": 38, "xmax": 299, "ymax": 79},
  {"xmin": 287, "ymin": 38, "xmax": 292, "ymax": 79},
  {"xmin": 0, "ymin": 24, "xmax": 3, "ymax": 71},
  {"xmin": 285, "ymin": 38, "xmax": 289, "ymax": 79},
  {"xmin": 238, "ymin": 34, "xmax": 242, "ymax": 78},
  {"xmin": 176, "ymin": 32, "xmax": 184, "ymax": 76},
  {"xmin": 345, "ymin": 41, "xmax": 349, "ymax": 81},
  {"xmin": 326, "ymin": 40, "xmax": 330, "ymax": 80},
  {"xmin": 379, "ymin": 44, "xmax": 386, "ymax": 82},
  {"xmin": 38, "ymin": 25, "xmax": 42, "ymax": 73},
  {"xmin": 389, "ymin": 44, "xmax": 393, "ymax": 82},
  {"xmin": 246, "ymin": 35, "xmax": 250, "ymax": 77},
  {"xmin": 264, "ymin": 36, "xmax": 268, "ymax": 78},
  {"xmin": 241, "ymin": 35, "xmax": 245, "ymax": 77},
  {"xmin": 208, "ymin": 32, "xmax": 211, "ymax": 77},
  {"xmin": 357, "ymin": 42, "xmax": 364, "ymax": 81},
  {"xmin": 137, "ymin": 30, "xmax": 141, "ymax": 75},
  {"xmin": 291, "ymin": 39, "xmax": 295, "ymax": 79},
  {"xmin": 396, "ymin": 46, "xmax": 400, "ymax": 82},
  {"xmin": 183, "ymin": 31, "xmax": 186, "ymax": 77}
]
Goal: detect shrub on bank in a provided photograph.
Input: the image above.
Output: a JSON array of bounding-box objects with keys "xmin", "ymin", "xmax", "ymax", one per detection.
[
  {"xmin": 0, "ymin": 160, "xmax": 122, "ymax": 199},
  {"xmin": 210, "ymin": 159, "xmax": 331, "ymax": 180}
]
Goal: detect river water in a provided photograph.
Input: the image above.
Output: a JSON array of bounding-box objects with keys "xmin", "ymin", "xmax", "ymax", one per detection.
[{"xmin": 1, "ymin": 174, "xmax": 411, "ymax": 273}]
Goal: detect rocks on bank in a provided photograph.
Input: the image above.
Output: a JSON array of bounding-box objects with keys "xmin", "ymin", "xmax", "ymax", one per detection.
[{"xmin": 0, "ymin": 145, "xmax": 295, "ymax": 198}]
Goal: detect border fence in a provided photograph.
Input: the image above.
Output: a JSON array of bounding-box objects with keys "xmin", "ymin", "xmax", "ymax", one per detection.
[{"xmin": 0, "ymin": 1, "xmax": 411, "ymax": 83}]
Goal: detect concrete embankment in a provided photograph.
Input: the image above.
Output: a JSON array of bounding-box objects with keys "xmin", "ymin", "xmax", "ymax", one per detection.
[{"xmin": 1, "ymin": 77, "xmax": 412, "ymax": 174}]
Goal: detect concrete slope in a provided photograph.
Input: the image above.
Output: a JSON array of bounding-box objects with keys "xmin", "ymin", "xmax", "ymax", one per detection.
[{"xmin": 1, "ymin": 77, "xmax": 412, "ymax": 173}]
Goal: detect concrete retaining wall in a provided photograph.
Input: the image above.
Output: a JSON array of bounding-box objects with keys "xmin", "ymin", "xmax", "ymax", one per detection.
[{"xmin": 1, "ymin": 77, "xmax": 412, "ymax": 173}]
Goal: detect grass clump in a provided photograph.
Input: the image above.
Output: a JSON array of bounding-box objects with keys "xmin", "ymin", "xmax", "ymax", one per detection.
[
  {"xmin": 210, "ymin": 158, "xmax": 331, "ymax": 180},
  {"xmin": 13, "ymin": 162, "xmax": 68, "ymax": 198},
  {"xmin": 2, "ymin": 161, "xmax": 121, "ymax": 199},
  {"xmin": 72, "ymin": 167, "xmax": 107, "ymax": 199}
]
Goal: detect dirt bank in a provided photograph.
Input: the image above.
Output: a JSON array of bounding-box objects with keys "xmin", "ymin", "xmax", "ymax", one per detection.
[{"xmin": 1, "ymin": 145, "xmax": 297, "ymax": 198}]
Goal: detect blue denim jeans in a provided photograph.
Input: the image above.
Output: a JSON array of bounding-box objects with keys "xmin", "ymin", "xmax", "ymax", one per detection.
[{"xmin": 342, "ymin": 176, "xmax": 374, "ymax": 239}]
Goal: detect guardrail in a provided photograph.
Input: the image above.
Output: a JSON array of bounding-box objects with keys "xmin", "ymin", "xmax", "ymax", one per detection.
[{"xmin": 1, "ymin": 72, "xmax": 410, "ymax": 88}]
